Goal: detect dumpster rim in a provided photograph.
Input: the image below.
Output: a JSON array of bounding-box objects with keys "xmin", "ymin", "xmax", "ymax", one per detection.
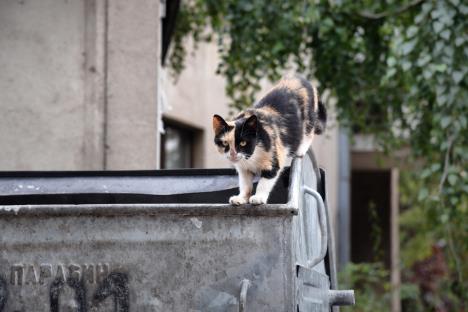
[{"xmin": 0, "ymin": 203, "xmax": 298, "ymax": 217}]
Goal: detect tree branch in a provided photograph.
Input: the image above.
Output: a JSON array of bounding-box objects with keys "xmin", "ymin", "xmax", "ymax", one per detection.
[
  {"xmin": 437, "ymin": 132, "xmax": 464, "ymax": 286},
  {"xmin": 359, "ymin": 0, "xmax": 426, "ymax": 20},
  {"xmin": 438, "ymin": 133, "xmax": 455, "ymax": 193}
]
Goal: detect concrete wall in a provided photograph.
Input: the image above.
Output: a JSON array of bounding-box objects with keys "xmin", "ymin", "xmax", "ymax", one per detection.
[
  {"xmin": 313, "ymin": 113, "xmax": 340, "ymax": 232},
  {"xmin": 105, "ymin": 0, "xmax": 161, "ymax": 169},
  {"xmin": 0, "ymin": 0, "xmax": 89, "ymax": 170},
  {"xmin": 0, "ymin": 0, "xmax": 160, "ymax": 170}
]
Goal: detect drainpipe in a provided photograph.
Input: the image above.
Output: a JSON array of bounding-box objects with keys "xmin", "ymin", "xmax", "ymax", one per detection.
[{"xmin": 338, "ymin": 128, "xmax": 351, "ymax": 270}]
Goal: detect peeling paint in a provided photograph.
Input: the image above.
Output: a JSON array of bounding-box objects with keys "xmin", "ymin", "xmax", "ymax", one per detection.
[{"xmin": 190, "ymin": 217, "xmax": 203, "ymax": 229}]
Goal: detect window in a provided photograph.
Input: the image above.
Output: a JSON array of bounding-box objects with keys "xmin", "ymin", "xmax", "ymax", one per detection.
[
  {"xmin": 351, "ymin": 170, "xmax": 391, "ymax": 267},
  {"xmin": 160, "ymin": 120, "xmax": 195, "ymax": 169}
]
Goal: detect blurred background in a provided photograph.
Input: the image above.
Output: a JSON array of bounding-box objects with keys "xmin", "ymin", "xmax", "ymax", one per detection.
[{"xmin": 0, "ymin": 0, "xmax": 466, "ymax": 311}]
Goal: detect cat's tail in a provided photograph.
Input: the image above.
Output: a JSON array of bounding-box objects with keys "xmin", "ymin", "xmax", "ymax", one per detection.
[{"xmin": 314, "ymin": 100, "xmax": 327, "ymax": 135}]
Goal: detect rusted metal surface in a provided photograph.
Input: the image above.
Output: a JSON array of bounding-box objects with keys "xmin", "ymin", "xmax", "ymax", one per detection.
[{"xmin": 0, "ymin": 150, "xmax": 353, "ymax": 311}]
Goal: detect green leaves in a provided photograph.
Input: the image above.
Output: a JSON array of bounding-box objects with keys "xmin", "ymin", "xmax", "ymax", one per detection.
[
  {"xmin": 170, "ymin": 2, "xmax": 468, "ymax": 306},
  {"xmin": 447, "ymin": 174, "xmax": 458, "ymax": 186},
  {"xmin": 401, "ymin": 40, "xmax": 417, "ymax": 55},
  {"xmin": 440, "ymin": 116, "xmax": 451, "ymax": 129},
  {"xmin": 433, "ymin": 20, "xmax": 445, "ymax": 33},
  {"xmin": 339, "ymin": 262, "xmax": 392, "ymax": 312}
]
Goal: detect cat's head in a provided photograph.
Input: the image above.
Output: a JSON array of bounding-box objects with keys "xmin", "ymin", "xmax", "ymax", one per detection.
[{"xmin": 212, "ymin": 114, "xmax": 258, "ymax": 163}]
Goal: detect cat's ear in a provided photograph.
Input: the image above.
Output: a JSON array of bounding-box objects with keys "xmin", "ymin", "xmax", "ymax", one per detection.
[
  {"xmin": 213, "ymin": 114, "xmax": 228, "ymax": 135},
  {"xmin": 243, "ymin": 115, "xmax": 258, "ymax": 134}
]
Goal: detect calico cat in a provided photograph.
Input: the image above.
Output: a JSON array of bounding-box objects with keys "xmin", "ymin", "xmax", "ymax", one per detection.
[{"xmin": 212, "ymin": 74, "xmax": 327, "ymax": 205}]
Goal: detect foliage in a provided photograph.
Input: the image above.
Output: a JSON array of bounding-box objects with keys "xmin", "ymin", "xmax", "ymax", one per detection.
[
  {"xmin": 368, "ymin": 200, "xmax": 384, "ymax": 262},
  {"xmin": 170, "ymin": 0, "xmax": 468, "ymax": 307},
  {"xmin": 339, "ymin": 262, "xmax": 423, "ymax": 312},
  {"xmin": 339, "ymin": 262, "xmax": 391, "ymax": 312}
]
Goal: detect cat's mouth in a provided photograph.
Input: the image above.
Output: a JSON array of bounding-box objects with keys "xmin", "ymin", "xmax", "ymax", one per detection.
[{"xmin": 228, "ymin": 155, "xmax": 242, "ymax": 162}]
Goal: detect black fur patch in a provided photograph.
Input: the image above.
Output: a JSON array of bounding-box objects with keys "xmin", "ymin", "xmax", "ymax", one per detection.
[
  {"xmin": 300, "ymin": 77, "xmax": 316, "ymax": 134},
  {"xmin": 214, "ymin": 137, "xmax": 230, "ymax": 153},
  {"xmin": 214, "ymin": 123, "xmax": 234, "ymax": 153},
  {"xmin": 234, "ymin": 117, "xmax": 257, "ymax": 158},
  {"xmin": 255, "ymin": 88, "xmax": 302, "ymax": 154},
  {"xmin": 314, "ymin": 100, "xmax": 327, "ymax": 135},
  {"xmin": 234, "ymin": 112, "xmax": 245, "ymax": 120}
]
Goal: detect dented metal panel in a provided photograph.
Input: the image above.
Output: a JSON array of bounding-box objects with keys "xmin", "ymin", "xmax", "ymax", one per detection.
[{"xmin": 0, "ymin": 213, "xmax": 294, "ymax": 311}]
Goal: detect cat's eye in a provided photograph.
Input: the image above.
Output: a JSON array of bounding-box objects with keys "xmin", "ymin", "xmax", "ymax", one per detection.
[
  {"xmin": 222, "ymin": 141, "xmax": 228, "ymax": 146},
  {"xmin": 240, "ymin": 141, "xmax": 247, "ymax": 147}
]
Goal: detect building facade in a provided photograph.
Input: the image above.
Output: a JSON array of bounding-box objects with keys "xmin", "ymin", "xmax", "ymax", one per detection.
[{"xmin": 0, "ymin": 0, "xmax": 161, "ymax": 170}]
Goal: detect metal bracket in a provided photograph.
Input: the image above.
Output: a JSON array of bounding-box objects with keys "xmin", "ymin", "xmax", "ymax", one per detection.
[
  {"xmin": 303, "ymin": 186, "xmax": 328, "ymax": 269},
  {"xmin": 239, "ymin": 279, "xmax": 250, "ymax": 312},
  {"xmin": 297, "ymin": 266, "xmax": 355, "ymax": 310}
]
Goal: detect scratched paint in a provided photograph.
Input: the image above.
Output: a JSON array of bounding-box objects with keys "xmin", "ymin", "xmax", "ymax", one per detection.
[
  {"xmin": 0, "ymin": 272, "xmax": 129, "ymax": 312},
  {"xmin": 9, "ymin": 263, "xmax": 110, "ymax": 286},
  {"xmin": 50, "ymin": 276, "xmax": 87, "ymax": 312},
  {"xmin": 93, "ymin": 272, "xmax": 129, "ymax": 312}
]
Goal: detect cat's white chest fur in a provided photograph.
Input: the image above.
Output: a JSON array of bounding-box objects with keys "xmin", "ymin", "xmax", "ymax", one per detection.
[{"xmin": 234, "ymin": 150, "xmax": 262, "ymax": 174}]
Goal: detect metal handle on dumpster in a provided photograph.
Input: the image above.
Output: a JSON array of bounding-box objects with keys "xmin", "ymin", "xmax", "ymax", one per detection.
[
  {"xmin": 239, "ymin": 279, "xmax": 250, "ymax": 312},
  {"xmin": 329, "ymin": 289, "xmax": 355, "ymax": 306},
  {"xmin": 303, "ymin": 186, "xmax": 328, "ymax": 269}
]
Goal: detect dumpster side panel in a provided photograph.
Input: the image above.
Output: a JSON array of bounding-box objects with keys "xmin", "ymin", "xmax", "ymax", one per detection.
[{"xmin": 0, "ymin": 213, "xmax": 293, "ymax": 312}]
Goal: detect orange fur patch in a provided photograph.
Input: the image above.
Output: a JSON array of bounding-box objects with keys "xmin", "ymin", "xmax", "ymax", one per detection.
[
  {"xmin": 312, "ymin": 84, "xmax": 318, "ymax": 111},
  {"xmin": 220, "ymin": 125, "xmax": 236, "ymax": 152},
  {"xmin": 276, "ymin": 139, "xmax": 287, "ymax": 168},
  {"xmin": 262, "ymin": 124, "xmax": 274, "ymax": 137},
  {"xmin": 256, "ymin": 147, "xmax": 273, "ymax": 171},
  {"xmin": 257, "ymin": 106, "xmax": 280, "ymax": 116},
  {"xmin": 277, "ymin": 77, "xmax": 302, "ymax": 90},
  {"xmin": 212, "ymin": 116, "xmax": 225, "ymax": 135}
]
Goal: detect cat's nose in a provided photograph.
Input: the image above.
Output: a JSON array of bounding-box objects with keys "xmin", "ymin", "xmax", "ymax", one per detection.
[{"xmin": 229, "ymin": 149, "xmax": 238, "ymax": 161}]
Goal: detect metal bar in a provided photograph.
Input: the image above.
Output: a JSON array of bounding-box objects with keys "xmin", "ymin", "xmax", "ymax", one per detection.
[
  {"xmin": 329, "ymin": 290, "xmax": 355, "ymax": 306},
  {"xmin": 0, "ymin": 175, "xmax": 240, "ymax": 196},
  {"xmin": 239, "ymin": 279, "xmax": 250, "ymax": 312},
  {"xmin": 390, "ymin": 168, "xmax": 401, "ymax": 312},
  {"xmin": 337, "ymin": 129, "xmax": 351, "ymax": 270},
  {"xmin": 303, "ymin": 186, "xmax": 328, "ymax": 269},
  {"xmin": 287, "ymin": 156, "xmax": 303, "ymax": 209},
  {"xmin": 318, "ymin": 169, "xmax": 338, "ymax": 283}
]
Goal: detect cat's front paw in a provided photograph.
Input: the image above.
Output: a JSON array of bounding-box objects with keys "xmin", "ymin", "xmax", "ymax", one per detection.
[
  {"xmin": 249, "ymin": 194, "xmax": 268, "ymax": 205},
  {"xmin": 229, "ymin": 195, "xmax": 248, "ymax": 205}
]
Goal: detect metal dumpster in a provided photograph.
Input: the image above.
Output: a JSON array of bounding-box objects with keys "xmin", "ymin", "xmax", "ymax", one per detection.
[{"xmin": 0, "ymin": 150, "xmax": 354, "ymax": 312}]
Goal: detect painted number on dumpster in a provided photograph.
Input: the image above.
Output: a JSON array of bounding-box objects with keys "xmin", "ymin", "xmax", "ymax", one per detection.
[{"xmin": 0, "ymin": 263, "xmax": 129, "ymax": 312}]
